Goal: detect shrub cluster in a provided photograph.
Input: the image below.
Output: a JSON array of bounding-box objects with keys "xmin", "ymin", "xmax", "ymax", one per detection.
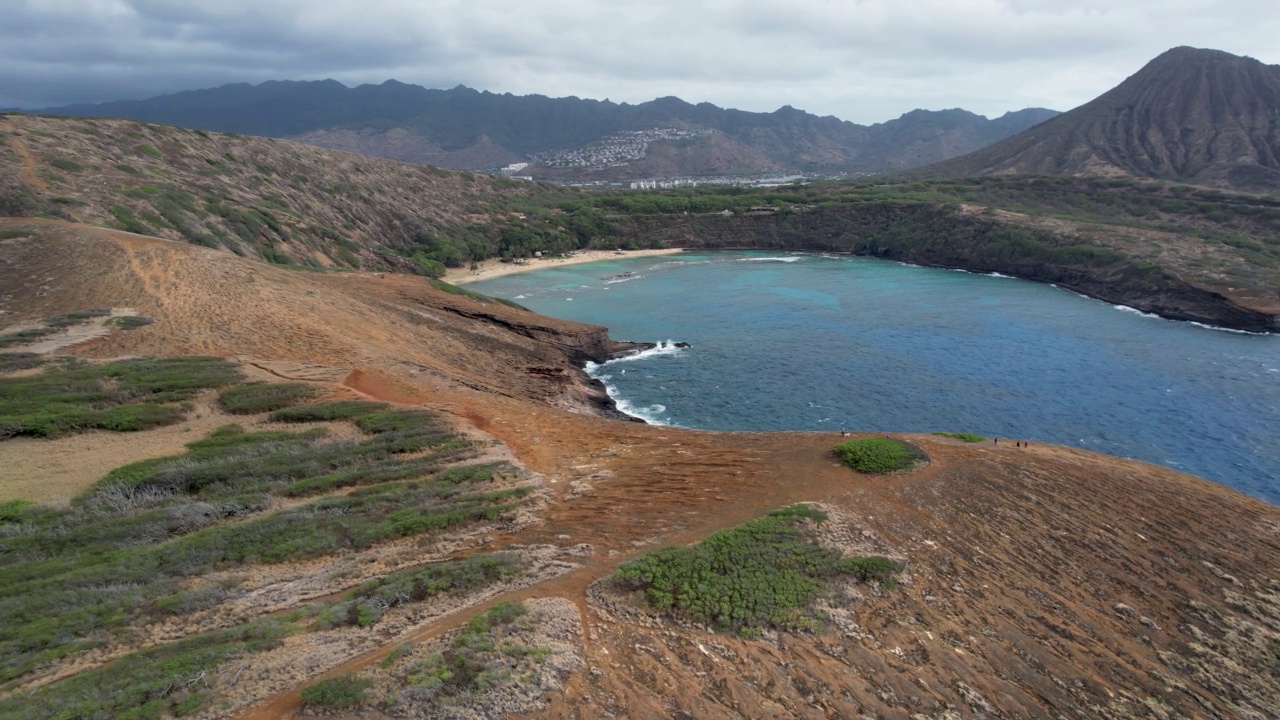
[
  {"xmin": 931, "ymin": 431, "xmax": 986, "ymax": 443},
  {"xmin": 268, "ymin": 399, "xmax": 389, "ymax": 422},
  {"xmin": 392, "ymin": 601, "xmax": 548, "ymax": 705},
  {"xmin": 0, "ymin": 356, "xmax": 241, "ymax": 437},
  {"xmin": 0, "ymin": 353, "xmax": 42, "ymax": 373},
  {"xmin": 616, "ymin": 505, "xmax": 898, "ymax": 636},
  {"xmin": 108, "ymin": 315, "xmax": 156, "ymax": 330},
  {"xmin": 217, "ymin": 381, "xmax": 320, "ymax": 414},
  {"xmin": 0, "ymin": 617, "xmax": 293, "ymax": 719},
  {"xmin": 301, "ymin": 673, "xmax": 373, "ymax": 709},
  {"xmin": 317, "ymin": 553, "xmax": 520, "ymax": 630},
  {"xmin": 833, "ymin": 437, "xmax": 927, "ymax": 473},
  {"xmin": 0, "ymin": 400, "xmax": 525, "ymax": 687}
]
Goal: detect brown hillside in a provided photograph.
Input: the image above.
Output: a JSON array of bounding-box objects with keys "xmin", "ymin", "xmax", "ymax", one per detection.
[
  {"xmin": 0, "ymin": 114, "xmax": 570, "ymax": 269},
  {"xmin": 0, "ymin": 218, "xmax": 624, "ymax": 414},
  {"xmin": 1, "ymin": 219, "xmax": 1277, "ymax": 719},
  {"xmin": 928, "ymin": 47, "xmax": 1280, "ymax": 192}
]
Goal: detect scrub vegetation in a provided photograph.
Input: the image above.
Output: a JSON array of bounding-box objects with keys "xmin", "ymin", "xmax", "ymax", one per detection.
[
  {"xmin": 301, "ymin": 673, "xmax": 374, "ymax": 709},
  {"xmin": 387, "ymin": 601, "xmax": 550, "ymax": 705},
  {"xmin": 833, "ymin": 437, "xmax": 928, "ymax": 473},
  {"xmin": 0, "ymin": 356, "xmax": 241, "ymax": 438},
  {"xmin": 0, "ymin": 617, "xmax": 297, "ymax": 719},
  {"xmin": 932, "ymin": 431, "xmax": 986, "ymax": 443},
  {"xmin": 0, "ymin": 308, "xmax": 113, "ymax": 348},
  {"xmin": 217, "ymin": 381, "xmax": 320, "ymax": 414},
  {"xmin": 0, "ymin": 373, "xmax": 534, "ymax": 715},
  {"xmin": 317, "ymin": 553, "xmax": 522, "ymax": 631},
  {"xmin": 615, "ymin": 505, "xmax": 899, "ymax": 637}
]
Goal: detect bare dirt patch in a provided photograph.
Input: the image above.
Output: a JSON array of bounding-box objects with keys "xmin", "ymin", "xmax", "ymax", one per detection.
[{"xmin": 0, "ymin": 390, "xmax": 358, "ymax": 504}]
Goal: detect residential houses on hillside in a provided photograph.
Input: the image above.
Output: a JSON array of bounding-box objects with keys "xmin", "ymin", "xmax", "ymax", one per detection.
[{"xmin": 531, "ymin": 127, "xmax": 709, "ymax": 169}]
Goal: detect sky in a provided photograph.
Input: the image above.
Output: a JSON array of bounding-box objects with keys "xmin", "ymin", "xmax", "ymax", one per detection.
[{"xmin": 3, "ymin": 0, "xmax": 1278, "ymax": 124}]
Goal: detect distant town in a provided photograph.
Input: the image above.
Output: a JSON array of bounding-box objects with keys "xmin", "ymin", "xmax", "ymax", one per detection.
[
  {"xmin": 485, "ymin": 126, "xmax": 857, "ymax": 187},
  {"xmin": 529, "ymin": 127, "xmax": 710, "ymax": 169}
]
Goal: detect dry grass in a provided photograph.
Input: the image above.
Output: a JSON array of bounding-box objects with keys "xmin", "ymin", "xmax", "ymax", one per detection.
[{"xmin": 0, "ymin": 391, "xmax": 362, "ymax": 504}]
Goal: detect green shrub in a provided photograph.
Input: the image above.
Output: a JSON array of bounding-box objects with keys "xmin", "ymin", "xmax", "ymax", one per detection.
[
  {"xmin": 0, "ymin": 327, "xmax": 58, "ymax": 348},
  {"xmin": 108, "ymin": 315, "xmax": 156, "ymax": 329},
  {"xmin": 46, "ymin": 308, "xmax": 111, "ymax": 327},
  {"xmin": 337, "ymin": 553, "xmax": 520, "ymax": 627},
  {"xmin": 615, "ymin": 504, "xmax": 898, "ymax": 636},
  {"xmin": 400, "ymin": 601, "xmax": 533, "ymax": 699},
  {"xmin": 355, "ymin": 410, "xmax": 442, "ymax": 434},
  {"xmin": 301, "ymin": 673, "xmax": 372, "ymax": 709},
  {"xmin": 0, "ymin": 356, "xmax": 240, "ymax": 438},
  {"xmin": 0, "ymin": 353, "xmax": 43, "ymax": 373},
  {"xmin": 0, "ymin": 309, "xmax": 112, "ymax": 348},
  {"xmin": 217, "ymin": 382, "xmax": 320, "ymax": 414},
  {"xmin": 381, "ymin": 643, "xmax": 415, "ymax": 668},
  {"xmin": 833, "ymin": 438, "xmax": 927, "ymax": 473},
  {"xmin": 94, "ymin": 402, "xmax": 187, "ymax": 431},
  {"xmin": 931, "ymin": 431, "xmax": 986, "ymax": 443},
  {"xmin": 841, "ymin": 556, "xmax": 899, "ymax": 585},
  {"xmin": 47, "ymin": 157, "xmax": 84, "ymax": 172},
  {"xmin": 110, "ymin": 204, "xmax": 153, "ymax": 235},
  {"xmin": 269, "ymin": 400, "xmax": 388, "ymax": 422},
  {"xmin": 0, "ymin": 618, "xmax": 290, "ymax": 719}
]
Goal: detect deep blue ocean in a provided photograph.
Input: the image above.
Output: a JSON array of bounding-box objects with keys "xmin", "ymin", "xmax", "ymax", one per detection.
[{"xmin": 468, "ymin": 251, "xmax": 1280, "ymax": 504}]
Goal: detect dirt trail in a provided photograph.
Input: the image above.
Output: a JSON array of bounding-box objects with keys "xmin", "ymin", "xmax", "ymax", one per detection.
[
  {"xmin": 239, "ymin": 376, "xmax": 1280, "ymax": 719},
  {"xmin": 5, "ymin": 130, "xmax": 48, "ymax": 192},
  {"xmin": 4, "ymin": 220, "xmax": 1276, "ymax": 720},
  {"xmin": 236, "ymin": 366, "xmax": 968, "ymax": 720}
]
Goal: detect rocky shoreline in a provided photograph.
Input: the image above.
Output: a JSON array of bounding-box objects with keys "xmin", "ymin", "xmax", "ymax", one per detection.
[{"xmin": 614, "ymin": 207, "xmax": 1278, "ymax": 334}]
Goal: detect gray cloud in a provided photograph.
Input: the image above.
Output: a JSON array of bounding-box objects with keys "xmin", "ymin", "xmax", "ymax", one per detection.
[{"xmin": 3, "ymin": 0, "xmax": 1277, "ymax": 123}]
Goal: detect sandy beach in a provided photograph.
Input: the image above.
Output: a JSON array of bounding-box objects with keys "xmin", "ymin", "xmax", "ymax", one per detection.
[{"xmin": 441, "ymin": 248, "xmax": 687, "ymax": 285}]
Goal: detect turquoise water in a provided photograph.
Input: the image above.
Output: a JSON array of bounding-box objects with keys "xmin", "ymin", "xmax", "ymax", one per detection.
[{"xmin": 469, "ymin": 251, "xmax": 1280, "ymax": 504}]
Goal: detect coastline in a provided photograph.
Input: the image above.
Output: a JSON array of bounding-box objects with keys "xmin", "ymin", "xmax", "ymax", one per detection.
[{"xmin": 441, "ymin": 248, "xmax": 686, "ymax": 285}]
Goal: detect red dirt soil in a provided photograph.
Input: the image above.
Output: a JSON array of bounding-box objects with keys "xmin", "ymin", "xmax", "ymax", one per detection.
[{"xmin": 3, "ymin": 218, "xmax": 1277, "ymax": 719}]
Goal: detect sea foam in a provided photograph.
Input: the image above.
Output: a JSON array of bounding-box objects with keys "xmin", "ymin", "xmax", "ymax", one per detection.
[
  {"xmin": 584, "ymin": 341, "xmax": 686, "ymax": 424},
  {"xmin": 739, "ymin": 256, "xmax": 802, "ymax": 263}
]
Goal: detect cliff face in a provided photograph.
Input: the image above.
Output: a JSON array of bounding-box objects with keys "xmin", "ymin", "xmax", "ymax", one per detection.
[{"xmin": 620, "ymin": 205, "xmax": 1280, "ymax": 333}]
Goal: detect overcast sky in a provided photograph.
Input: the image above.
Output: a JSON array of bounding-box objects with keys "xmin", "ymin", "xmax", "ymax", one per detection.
[{"xmin": 3, "ymin": 0, "xmax": 1278, "ymax": 124}]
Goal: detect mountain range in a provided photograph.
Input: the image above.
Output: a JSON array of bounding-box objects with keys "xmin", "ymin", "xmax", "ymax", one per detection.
[
  {"xmin": 31, "ymin": 81, "xmax": 1058, "ymax": 180},
  {"xmin": 926, "ymin": 47, "xmax": 1280, "ymax": 192},
  {"xmin": 22, "ymin": 47, "xmax": 1280, "ymax": 193},
  {"xmin": 3, "ymin": 42, "xmax": 1280, "ymax": 719}
]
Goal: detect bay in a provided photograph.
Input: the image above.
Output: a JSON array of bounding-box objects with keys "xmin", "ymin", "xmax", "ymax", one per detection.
[{"xmin": 469, "ymin": 251, "xmax": 1280, "ymax": 504}]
